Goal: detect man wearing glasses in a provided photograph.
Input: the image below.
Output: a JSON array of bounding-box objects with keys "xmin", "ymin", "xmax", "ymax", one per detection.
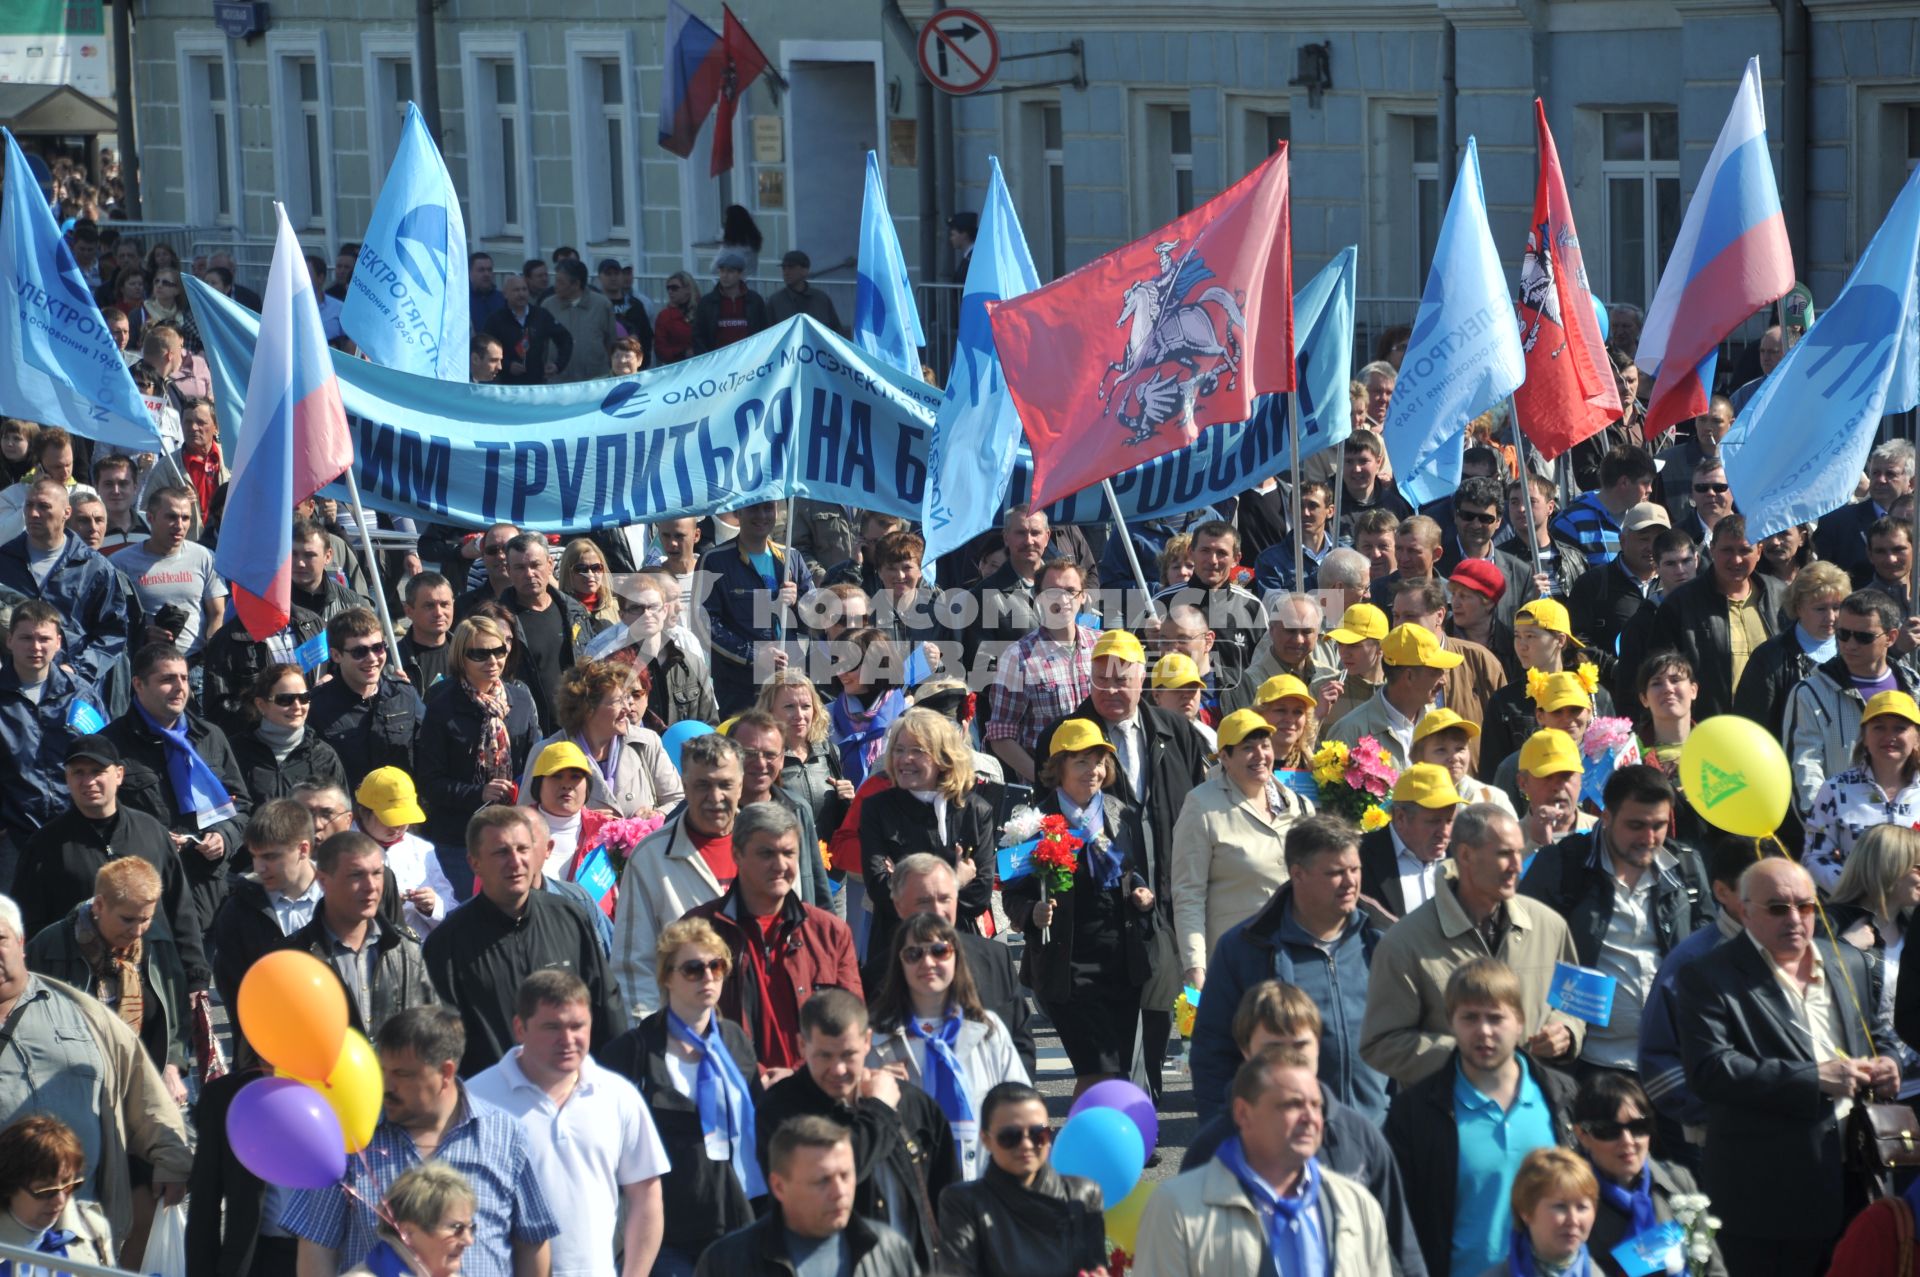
[
  {"xmin": 1675, "ymin": 857, "xmax": 1899, "ymax": 1275},
  {"xmin": 1784, "ymin": 587, "xmax": 1920, "ymax": 822},
  {"xmin": 309, "ymin": 608, "xmax": 424, "ymax": 789}
]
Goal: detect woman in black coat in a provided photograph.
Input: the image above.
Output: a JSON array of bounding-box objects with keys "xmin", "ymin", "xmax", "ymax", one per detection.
[
  {"xmin": 937, "ymin": 1082, "xmax": 1106, "ymax": 1277},
  {"xmin": 858, "ymin": 708, "xmax": 996, "ymax": 963},
  {"xmin": 598, "ymin": 916, "xmax": 763, "ymax": 1276},
  {"xmin": 227, "ymin": 664, "xmax": 348, "ymax": 808},
  {"xmin": 415, "ymin": 616, "xmax": 540, "ymax": 849},
  {"xmin": 1571, "ymin": 1072, "xmax": 1727, "ymax": 1277},
  {"xmin": 1003, "ymin": 721, "xmax": 1158, "ymax": 1094}
]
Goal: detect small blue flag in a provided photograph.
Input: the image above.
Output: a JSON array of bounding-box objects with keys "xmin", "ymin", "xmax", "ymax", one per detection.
[
  {"xmin": 997, "ymin": 839, "xmax": 1037, "ymax": 883},
  {"xmin": 65, "ymin": 699, "xmax": 106, "ymax": 735},
  {"xmin": 342, "ymin": 103, "xmax": 471, "ymax": 380},
  {"xmin": 0, "ymin": 129, "xmax": 165, "ymax": 451},
  {"xmin": 575, "ymin": 845, "xmax": 617, "ymax": 904},
  {"xmin": 1382, "ymin": 137, "xmax": 1526, "ymax": 507},
  {"xmin": 1275, "ymin": 769, "xmax": 1321, "ymax": 804},
  {"xmin": 294, "ymin": 631, "xmax": 329, "ymax": 675},
  {"xmin": 1548, "ymin": 961, "xmax": 1618, "ymax": 1026},
  {"xmin": 853, "ymin": 150, "xmax": 925, "ymax": 378},
  {"xmin": 1611, "ymin": 1220, "xmax": 1686, "ymax": 1277},
  {"xmin": 1183, "ymin": 983, "xmax": 1202, "ymax": 1008}
]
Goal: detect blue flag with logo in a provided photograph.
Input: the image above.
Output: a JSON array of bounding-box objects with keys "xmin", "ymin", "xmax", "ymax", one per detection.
[
  {"xmin": 1382, "ymin": 137, "xmax": 1526, "ymax": 507},
  {"xmin": 0, "ymin": 129, "xmax": 164, "ymax": 451},
  {"xmin": 1244, "ymin": 245, "xmax": 1358, "ymax": 464},
  {"xmin": 854, "ymin": 150, "xmax": 925, "ymax": 378},
  {"xmin": 1548, "ymin": 961, "xmax": 1617, "ymax": 1025},
  {"xmin": 1611, "ymin": 1221, "xmax": 1686, "ymax": 1277},
  {"xmin": 1723, "ymin": 162, "xmax": 1920, "ymax": 540},
  {"xmin": 922, "ymin": 156, "xmax": 1041, "ymax": 563},
  {"xmin": 342, "ymin": 103, "xmax": 471, "ymax": 380}
]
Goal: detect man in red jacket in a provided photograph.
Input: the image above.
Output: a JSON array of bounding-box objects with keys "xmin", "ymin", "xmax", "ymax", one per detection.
[{"xmin": 685, "ymin": 801, "xmax": 860, "ymax": 1082}]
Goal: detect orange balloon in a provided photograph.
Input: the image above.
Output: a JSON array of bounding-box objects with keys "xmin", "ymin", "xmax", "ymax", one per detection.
[{"xmin": 237, "ymin": 950, "xmax": 347, "ymax": 1079}]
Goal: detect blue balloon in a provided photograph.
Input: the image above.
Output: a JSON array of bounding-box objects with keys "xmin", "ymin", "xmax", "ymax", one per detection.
[
  {"xmin": 1592, "ymin": 293, "xmax": 1610, "ymax": 344},
  {"xmin": 1052, "ymin": 1107, "xmax": 1145, "ymax": 1206},
  {"xmin": 661, "ymin": 720, "xmax": 715, "ymax": 772}
]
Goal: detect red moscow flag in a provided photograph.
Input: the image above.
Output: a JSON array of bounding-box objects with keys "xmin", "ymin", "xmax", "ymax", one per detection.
[
  {"xmin": 1512, "ymin": 99, "xmax": 1621, "ymax": 459},
  {"xmin": 711, "ymin": 6, "xmax": 770, "ymax": 177},
  {"xmin": 989, "ymin": 145, "xmax": 1293, "ymax": 508}
]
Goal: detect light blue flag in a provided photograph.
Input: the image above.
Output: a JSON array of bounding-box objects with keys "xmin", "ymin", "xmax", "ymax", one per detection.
[
  {"xmin": 1723, "ymin": 162, "xmax": 1920, "ymax": 540},
  {"xmin": 923, "ymin": 156, "xmax": 1040, "ymax": 562},
  {"xmin": 1381, "ymin": 137, "xmax": 1526, "ymax": 507},
  {"xmin": 1548, "ymin": 961, "xmax": 1618, "ymax": 1026},
  {"xmin": 1246, "ymin": 245, "xmax": 1358, "ymax": 465},
  {"xmin": 0, "ymin": 128, "xmax": 163, "ymax": 451},
  {"xmin": 342, "ymin": 103, "xmax": 470, "ymax": 380},
  {"xmin": 854, "ymin": 150, "xmax": 925, "ymax": 377}
]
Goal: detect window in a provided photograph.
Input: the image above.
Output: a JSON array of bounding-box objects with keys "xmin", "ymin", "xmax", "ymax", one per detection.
[
  {"xmin": 462, "ymin": 36, "xmax": 531, "ymax": 244},
  {"xmin": 1601, "ymin": 109, "xmax": 1680, "ymax": 310},
  {"xmin": 1043, "ymin": 104, "xmax": 1067, "ymax": 279},
  {"xmin": 493, "ymin": 63, "xmax": 520, "ymax": 229},
  {"xmin": 566, "ymin": 35, "xmax": 639, "ymax": 249},
  {"xmin": 363, "ymin": 37, "xmax": 417, "ymax": 170},
  {"xmin": 1412, "ymin": 116, "xmax": 1440, "ymax": 290},
  {"xmin": 177, "ymin": 46, "xmax": 235, "ymax": 225},
  {"xmin": 1229, "ymin": 99, "xmax": 1289, "ymax": 180},
  {"xmin": 267, "ymin": 36, "xmax": 334, "ymax": 235},
  {"xmin": 1135, "ymin": 97, "xmax": 1198, "ymax": 233}
]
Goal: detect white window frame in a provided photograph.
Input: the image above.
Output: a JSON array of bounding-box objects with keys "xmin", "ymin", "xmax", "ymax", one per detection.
[
  {"xmin": 1225, "ymin": 94, "xmax": 1289, "ymax": 184},
  {"xmin": 265, "ymin": 31, "xmax": 337, "ymax": 243},
  {"xmin": 174, "ymin": 32, "xmax": 242, "ymax": 231},
  {"xmin": 1599, "ymin": 108, "xmax": 1680, "ymax": 312},
  {"xmin": 459, "ymin": 31, "xmax": 534, "ymax": 259},
  {"xmin": 1129, "ymin": 92, "xmax": 1195, "ymax": 237},
  {"xmin": 361, "ymin": 33, "xmax": 418, "ymax": 174},
  {"xmin": 1411, "ymin": 116, "xmax": 1439, "ymax": 291},
  {"xmin": 565, "ymin": 30, "xmax": 641, "ymax": 254},
  {"xmin": 1364, "ymin": 102, "xmax": 1440, "ymax": 298}
]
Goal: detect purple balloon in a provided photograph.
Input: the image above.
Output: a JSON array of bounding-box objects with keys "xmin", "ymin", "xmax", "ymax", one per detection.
[
  {"xmin": 1068, "ymin": 1077, "xmax": 1157, "ymax": 1158},
  {"xmin": 228, "ymin": 1076, "xmax": 347, "ymax": 1189}
]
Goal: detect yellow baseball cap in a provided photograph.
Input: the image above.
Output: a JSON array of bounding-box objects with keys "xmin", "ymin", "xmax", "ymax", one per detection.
[
  {"xmin": 1091, "ymin": 630, "xmax": 1147, "ymax": 666},
  {"xmin": 1050, "ymin": 719, "xmax": 1116, "ymax": 757},
  {"xmin": 1327, "ymin": 604, "xmax": 1389, "ymax": 645},
  {"xmin": 1531, "ymin": 671, "xmax": 1592, "ymax": 713},
  {"xmin": 1518, "ymin": 728, "xmax": 1585, "ymax": 777},
  {"xmin": 1516, "ymin": 598, "xmax": 1573, "ymax": 637},
  {"xmin": 1864, "ymin": 690, "xmax": 1920, "ymax": 727},
  {"xmin": 1217, "ymin": 708, "xmax": 1276, "ymax": 749},
  {"xmin": 531, "ymin": 740, "xmax": 595, "ymax": 779},
  {"xmin": 1413, "ymin": 707, "xmax": 1481, "ymax": 746},
  {"xmin": 1256, "ymin": 674, "xmax": 1316, "ymax": 707},
  {"xmin": 1381, "ymin": 623, "xmax": 1464, "ymax": 669},
  {"xmin": 1391, "ymin": 763, "xmax": 1465, "ymax": 808},
  {"xmin": 1151, "ymin": 653, "xmax": 1205, "ymax": 690},
  {"xmin": 355, "ymin": 767, "xmax": 427, "ymax": 826}
]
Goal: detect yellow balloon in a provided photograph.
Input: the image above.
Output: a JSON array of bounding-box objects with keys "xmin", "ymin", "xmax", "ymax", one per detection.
[
  {"xmin": 278, "ymin": 1030, "xmax": 383, "ymax": 1153},
  {"xmin": 237, "ymin": 950, "xmax": 348, "ymax": 1079},
  {"xmin": 1104, "ymin": 1178, "xmax": 1158, "ymax": 1255},
  {"xmin": 1677, "ymin": 714, "xmax": 1791, "ymax": 837}
]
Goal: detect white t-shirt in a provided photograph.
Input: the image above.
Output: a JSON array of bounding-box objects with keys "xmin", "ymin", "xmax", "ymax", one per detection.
[{"xmin": 113, "ymin": 539, "xmax": 227, "ymax": 655}]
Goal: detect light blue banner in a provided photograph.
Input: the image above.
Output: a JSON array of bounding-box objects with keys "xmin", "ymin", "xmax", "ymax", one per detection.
[
  {"xmin": 0, "ymin": 128, "xmax": 164, "ymax": 451},
  {"xmin": 191, "ymin": 284, "xmax": 945, "ymax": 531},
  {"xmin": 342, "ymin": 102, "xmax": 471, "ymax": 380},
  {"xmin": 1723, "ymin": 161, "xmax": 1920, "ymax": 540},
  {"xmin": 854, "ymin": 150, "xmax": 925, "ymax": 377},
  {"xmin": 923, "ymin": 156, "xmax": 1041, "ymax": 562}
]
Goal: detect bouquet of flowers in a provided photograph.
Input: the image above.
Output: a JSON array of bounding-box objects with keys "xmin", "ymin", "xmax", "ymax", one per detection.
[
  {"xmin": 1669, "ymin": 1192, "xmax": 1722, "ymax": 1275},
  {"xmin": 580, "ymin": 812, "xmax": 666, "ymax": 880},
  {"xmin": 1578, "ymin": 715, "xmax": 1644, "ymax": 808},
  {"xmin": 997, "ymin": 806, "xmax": 1084, "ymax": 943},
  {"xmin": 1308, "ymin": 736, "xmax": 1398, "ymax": 831}
]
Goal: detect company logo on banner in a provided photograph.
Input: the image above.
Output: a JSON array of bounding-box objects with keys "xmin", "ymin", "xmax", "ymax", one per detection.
[{"xmin": 190, "ymin": 282, "xmax": 945, "ymax": 531}]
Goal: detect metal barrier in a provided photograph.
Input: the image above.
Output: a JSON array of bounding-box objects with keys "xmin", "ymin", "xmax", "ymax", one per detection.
[{"xmin": 0, "ymin": 1238, "xmax": 138, "ymax": 1276}]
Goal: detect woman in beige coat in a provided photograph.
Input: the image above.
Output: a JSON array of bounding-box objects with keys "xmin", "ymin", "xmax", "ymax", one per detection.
[{"xmin": 1172, "ymin": 708, "xmax": 1313, "ymax": 990}]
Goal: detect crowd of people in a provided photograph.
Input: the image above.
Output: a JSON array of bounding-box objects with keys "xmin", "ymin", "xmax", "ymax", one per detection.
[{"xmin": 0, "ymin": 203, "xmax": 1911, "ymax": 1277}]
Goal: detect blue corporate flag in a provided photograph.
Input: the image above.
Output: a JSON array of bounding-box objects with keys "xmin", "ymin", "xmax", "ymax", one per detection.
[
  {"xmin": 1723, "ymin": 161, "xmax": 1920, "ymax": 540},
  {"xmin": 342, "ymin": 102, "xmax": 471, "ymax": 380},
  {"xmin": 1381, "ymin": 137, "xmax": 1526, "ymax": 508},
  {"xmin": 1548, "ymin": 961, "xmax": 1618, "ymax": 1026},
  {"xmin": 854, "ymin": 150, "xmax": 925, "ymax": 377},
  {"xmin": 1245, "ymin": 245, "xmax": 1358, "ymax": 464},
  {"xmin": 922, "ymin": 156, "xmax": 1041, "ymax": 562},
  {"xmin": 0, "ymin": 129, "xmax": 164, "ymax": 451}
]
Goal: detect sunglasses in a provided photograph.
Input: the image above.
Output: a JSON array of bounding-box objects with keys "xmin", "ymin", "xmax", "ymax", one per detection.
[
  {"xmin": 465, "ymin": 646, "xmax": 509, "ymax": 661},
  {"xmin": 1455, "ymin": 510, "xmax": 1498, "ymax": 525},
  {"xmin": 574, "ymin": 563, "xmax": 605, "ymax": 575},
  {"xmin": 1761, "ymin": 900, "xmax": 1817, "ymax": 918},
  {"xmin": 902, "ymin": 942, "xmax": 955, "ymax": 964},
  {"xmin": 1693, "ymin": 483, "xmax": 1730, "ymax": 494},
  {"xmin": 23, "ymin": 1179, "xmax": 82, "ymax": 1201},
  {"xmin": 675, "ymin": 957, "xmax": 726, "ymax": 980},
  {"xmin": 344, "ymin": 642, "xmax": 387, "ymax": 660},
  {"xmin": 269, "ymin": 691, "xmax": 313, "ymax": 708},
  {"xmin": 1581, "ymin": 1118, "xmax": 1654, "ymax": 1141},
  {"xmin": 992, "ymin": 1124, "xmax": 1053, "ymax": 1150},
  {"xmin": 1836, "ymin": 627, "xmax": 1887, "ymax": 645}
]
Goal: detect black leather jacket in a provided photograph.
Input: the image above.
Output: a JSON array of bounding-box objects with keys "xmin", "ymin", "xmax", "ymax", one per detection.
[{"xmin": 936, "ymin": 1164, "xmax": 1106, "ymax": 1277}]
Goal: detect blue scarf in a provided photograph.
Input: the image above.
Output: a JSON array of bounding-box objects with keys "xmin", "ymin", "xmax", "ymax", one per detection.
[
  {"xmin": 668, "ymin": 1009, "xmax": 766, "ymax": 1198},
  {"xmin": 1592, "ymin": 1159, "xmax": 1659, "ymax": 1240},
  {"xmin": 1065, "ymin": 790, "xmax": 1125, "ymax": 889},
  {"xmin": 360, "ymin": 1239, "xmax": 416, "ymax": 1277},
  {"xmin": 906, "ymin": 1008, "xmax": 979, "ymax": 1167},
  {"xmin": 1215, "ymin": 1135, "xmax": 1325, "ymax": 1277},
  {"xmin": 133, "ymin": 699, "xmax": 236, "ymax": 828},
  {"xmin": 1507, "ymin": 1229, "xmax": 1592, "ymax": 1277},
  {"xmin": 829, "ymin": 688, "xmax": 906, "ymax": 786}
]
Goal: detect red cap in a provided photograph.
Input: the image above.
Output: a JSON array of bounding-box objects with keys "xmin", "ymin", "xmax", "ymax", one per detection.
[{"xmin": 1448, "ymin": 559, "xmax": 1507, "ymax": 602}]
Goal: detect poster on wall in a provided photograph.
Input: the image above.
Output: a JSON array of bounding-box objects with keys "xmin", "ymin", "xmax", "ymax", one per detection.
[{"xmin": 0, "ymin": 0, "xmax": 110, "ymax": 98}]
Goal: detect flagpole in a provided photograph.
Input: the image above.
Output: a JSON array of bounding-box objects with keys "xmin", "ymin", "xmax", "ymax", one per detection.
[
  {"xmin": 1506, "ymin": 396, "xmax": 1546, "ymax": 581},
  {"xmin": 339, "ymin": 465, "xmax": 404, "ymax": 668},
  {"xmin": 1288, "ymin": 388, "xmax": 1306, "ymax": 593},
  {"xmin": 1101, "ymin": 479, "xmax": 1158, "ymax": 626}
]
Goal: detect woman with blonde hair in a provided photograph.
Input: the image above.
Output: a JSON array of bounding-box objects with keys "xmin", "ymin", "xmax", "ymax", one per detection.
[
  {"xmin": 556, "ymin": 537, "xmax": 620, "ymax": 626},
  {"xmin": 757, "ymin": 668, "xmax": 853, "ymax": 839},
  {"xmin": 416, "ymin": 615, "xmax": 540, "ymax": 852},
  {"xmin": 342, "ymin": 1162, "xmax": 476, "ymax": 1277},
  {"xmin": 858, "ymin": 708, "xmax": 996, "ymax": 956},
  {"xmin": 1831, "ymin": 823, "xmax": 1920, "ymax": 1096}
]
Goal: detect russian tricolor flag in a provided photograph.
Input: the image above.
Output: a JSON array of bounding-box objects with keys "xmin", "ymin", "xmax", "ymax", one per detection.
[
  {"xmin": 1635, "ymin": 57, "xmax": 1795, "ymax": 439},
  {"xmin": 215, "ymin": 204, "xmax": 354, "ymax": 641},
  {"xmin": 658, "ymin": 0, "xmax": 727, "ymax": 159}
]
